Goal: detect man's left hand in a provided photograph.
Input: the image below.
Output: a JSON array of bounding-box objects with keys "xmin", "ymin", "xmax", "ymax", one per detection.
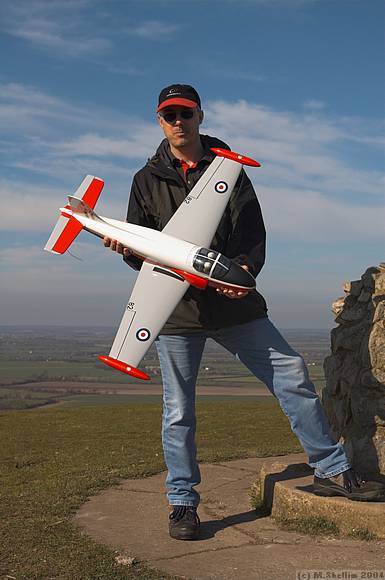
[{"xmin": 215, "ymin": 265, "xmax": 250, "ymax": 299}]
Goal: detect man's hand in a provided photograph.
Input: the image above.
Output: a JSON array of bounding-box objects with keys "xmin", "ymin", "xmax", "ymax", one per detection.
[
  {"xmin": 215, "ymin": 265, "xmax": 250, "ymax": 299},
  {"xmin": 103, "ymin": 237, "xmax": 132, "ymax": 257}
]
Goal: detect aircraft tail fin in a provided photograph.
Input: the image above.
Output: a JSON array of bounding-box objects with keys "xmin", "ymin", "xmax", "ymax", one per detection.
[
  {"xmin": 66, "ymin": 195, "xmax": 103, "ymax": 221},
  {"xmin": 44, "ymin": 175, "xmax": 104, "ymax": 254}
]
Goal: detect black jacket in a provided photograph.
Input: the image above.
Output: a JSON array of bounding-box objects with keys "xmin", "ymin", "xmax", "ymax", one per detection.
[{"xmin": 124, "ymin": 134, "xmax": 268, "ymax": 334}]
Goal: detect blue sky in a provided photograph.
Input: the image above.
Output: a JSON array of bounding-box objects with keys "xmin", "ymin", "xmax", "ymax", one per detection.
[{"xmin": 0, "ymin": 0, "xmax": 383, "ymax": 329}]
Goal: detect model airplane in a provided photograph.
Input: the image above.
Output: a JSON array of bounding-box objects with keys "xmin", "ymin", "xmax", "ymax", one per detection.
[{"xmin": 45, "ymin": 148, "xmax": 261, "ymax": 380}]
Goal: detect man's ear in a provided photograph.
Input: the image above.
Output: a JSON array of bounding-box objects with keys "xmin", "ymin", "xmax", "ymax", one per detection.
[{"xmin": 198, "ymin": 109, "xmax": 204, "ymax": 124}]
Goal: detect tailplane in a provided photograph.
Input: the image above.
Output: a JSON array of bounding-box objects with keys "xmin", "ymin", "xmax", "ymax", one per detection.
[{"xmin": 44, "ymin": 175, "xmax": 104, "ymax": 254}]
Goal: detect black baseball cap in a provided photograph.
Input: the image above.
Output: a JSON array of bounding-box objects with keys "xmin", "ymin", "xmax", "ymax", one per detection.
[{"xmin": 157, "ymin": 84, "xmax": 201, "ymax": 112}]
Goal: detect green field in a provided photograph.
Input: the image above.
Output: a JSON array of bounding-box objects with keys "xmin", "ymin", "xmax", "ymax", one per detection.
[
  {"xmin": 0, "ymin": 388, "xmax": 60, "ymax": 410},
  {"xmin": 0, "ymin": 359, "xmax": 139, "ymax": 382},
  {"xmin": 0, "ymin": 327, "xmax": 330, "ymax": 391},
  {"xmin": 52, "ymin": 394, "xmax": 274, "ymax": 407},
  {"xmin": 1, "ymin": 399, "xmax": 302, "ymax": 580},
  {"xmin": 0, "ymin": 360, "xmax": 326, "ymax": 393}
]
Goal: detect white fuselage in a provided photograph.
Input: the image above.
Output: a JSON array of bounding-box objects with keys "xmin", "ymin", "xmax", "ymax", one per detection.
[
  {"xmin": 61, "ymin": 204, "xmax": 255, "ymax": 290},
  {"xmin": 62, "ymin": 207, "xmax": 200, "ymax": 273},
  {"xmin": 103, "ymin": 216, "xmax": 201, "ymax": 270}
]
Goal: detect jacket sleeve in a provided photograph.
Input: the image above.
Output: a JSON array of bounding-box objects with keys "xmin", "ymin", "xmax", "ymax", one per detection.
[
  {"xmin": 122, "ymin": 174, "xmax": 149, "ymax": 271},
  {"xmin": 225, "ymin": 170, "xmax": 266, "ymax": 278}
]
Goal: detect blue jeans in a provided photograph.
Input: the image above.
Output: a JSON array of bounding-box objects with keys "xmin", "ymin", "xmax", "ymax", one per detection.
[{"xmin": 155, "ymin": 317, "xmax": 350, "ymax": 507}]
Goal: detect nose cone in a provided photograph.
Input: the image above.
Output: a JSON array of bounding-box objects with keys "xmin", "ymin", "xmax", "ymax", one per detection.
[
  {"xmin": 211, "ymin": 259, "xmax": 255, "ymax": 290},
  {"xmin": 226, "ymin": 262, "xmax": 256, "ymax": 289}
]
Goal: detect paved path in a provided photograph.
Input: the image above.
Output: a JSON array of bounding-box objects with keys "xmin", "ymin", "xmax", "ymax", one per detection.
[{"xmin": 73, "ymin": 454, "xmax": 385, "ymax": 580}]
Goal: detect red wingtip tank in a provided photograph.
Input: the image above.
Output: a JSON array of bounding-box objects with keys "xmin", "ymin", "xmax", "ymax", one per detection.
[
  {"xmin": 98, "ymin": 355, "xmax": 151, "ymax": 380},
  {"xmin": 210, "ymin": 148, "xmax": 262, "ymax": 167}
]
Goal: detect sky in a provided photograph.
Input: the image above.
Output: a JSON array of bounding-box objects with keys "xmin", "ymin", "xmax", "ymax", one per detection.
[{"xmin": 0, "ymin": 0, "xmax": 384, "ymax": 330}]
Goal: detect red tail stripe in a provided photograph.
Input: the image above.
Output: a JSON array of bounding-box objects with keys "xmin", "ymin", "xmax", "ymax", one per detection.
[
  {"xmin": 82, "ymin": 178, "xmax": 104, "ymax": 208},
  {"xmin": 52, "ymin": 217, "xmax": 83, "ymax": 254}
]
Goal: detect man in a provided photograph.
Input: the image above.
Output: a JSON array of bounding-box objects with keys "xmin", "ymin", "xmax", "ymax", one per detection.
[{"xmin": 105, "ymin": 84, "xmax": 385, "ymax": 540}]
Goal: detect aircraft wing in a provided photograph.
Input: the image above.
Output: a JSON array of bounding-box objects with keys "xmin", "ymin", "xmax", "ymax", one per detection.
[
  {"xmin": 100, "ymin": 260, "xmax": 189, "ymax": 379},
  {"xmin": 162, "ymin": 153, "xmax": 243, "ymax": 247}
]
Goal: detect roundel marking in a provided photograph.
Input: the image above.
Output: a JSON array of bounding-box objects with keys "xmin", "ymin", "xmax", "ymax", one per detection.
[
  {"xmin": 214, "ymin": 181, "xmax": 228, "ymax": 194},
  {"xmin": 136, "ymin": 328, "xmax": 151, "ymax": 342}
]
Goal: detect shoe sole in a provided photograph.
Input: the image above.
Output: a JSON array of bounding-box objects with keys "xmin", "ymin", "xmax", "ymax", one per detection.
[
  {"xmin": 314, "ymin": 486, "xmax": 384, "ymax": 502},
  {"xmin": 169, "ymin": 529, "xmax": 199, "ymax": 540}
]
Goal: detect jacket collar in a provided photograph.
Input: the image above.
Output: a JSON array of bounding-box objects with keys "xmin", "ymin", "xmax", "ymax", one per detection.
[{"xmin": 146, "ymin": 135, "xmax": 222, "ymax": 181}]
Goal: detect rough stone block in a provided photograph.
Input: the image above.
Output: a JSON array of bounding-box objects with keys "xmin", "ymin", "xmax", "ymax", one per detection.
[
  {"xmin": 337, "ymin": 306, "xmax": 367, "ymax": 323},
  {"xmin": 324, "ymin": 266, "xmax": 385, "ymax": 476},
  {"xmin": 331, "ymin": 296, "xmax": 345, "ymax": 316},
  {"xmin": 357, "ymin": 289, "xmax": 372, "ymax": 302},
  {"xmin": 361, "ymin": 266, "xmax": 380, "ymax": 289}
]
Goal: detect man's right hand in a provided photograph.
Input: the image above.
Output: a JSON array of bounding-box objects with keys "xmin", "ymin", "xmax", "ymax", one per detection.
[{"xmin": 103, "ymin": 237, "xmax": 132, "ymax": 257}]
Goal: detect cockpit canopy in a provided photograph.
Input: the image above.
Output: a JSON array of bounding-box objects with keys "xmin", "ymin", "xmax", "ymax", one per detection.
[
  {"xmin": 192, "ymin": 248, "xmax": 232, "ymax": 281},
  {"xmin": 192, "ymin": 247, "xmax": 255, "ymax": 289}
]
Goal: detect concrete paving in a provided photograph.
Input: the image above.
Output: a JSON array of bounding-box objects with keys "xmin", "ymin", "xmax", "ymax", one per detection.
[{"xmin": 73, "ymin": 454, "xmax": 385, "ymax": 580}]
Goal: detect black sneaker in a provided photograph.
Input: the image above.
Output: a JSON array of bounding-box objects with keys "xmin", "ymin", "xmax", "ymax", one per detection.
[
  {"xmin": 314, "ymin": 468, "xmax": 385, "ymax": 501},
  {"xmin": 169, "ymin": 506, "xmax": 200, "ymax": 540}
]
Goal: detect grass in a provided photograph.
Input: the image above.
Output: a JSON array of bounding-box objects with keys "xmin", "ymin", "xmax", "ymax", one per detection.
[
  {"xmin": 0, "ymin": 388, "xmax": 60, "ymax": 410},
  {"xmin": 274, "ymin": 515, "xmax": 378, "ymax": 541},
  {"xmin": 249, "ymin": 480, "xmax": 270, "ymax": 518},
  {"xmin": 0, "ymin": 399, "xmax": 302, "ymax": 579},
  {"xmin": 348, "ymin": 528, "xmax": 378, "ymax": 541},
  {"xmin": 275, "ymin": 515, "xmax": 340, "ymax": 537}
]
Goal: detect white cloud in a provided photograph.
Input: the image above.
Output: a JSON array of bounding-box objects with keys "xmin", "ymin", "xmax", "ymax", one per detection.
[
  {"xmin": 206, "ymin": 100, "xmax": 383, "ymax": 148},
  {"xmin": 1, "ymin": 84, "xmax": 383, "ymax": 248},
  {"xmin": 0, "ymin": 179, "xmax": 128, "ymax": 233},
  {"xmin": 0, "ymin": 2, "xmax": 179, "ymax": 66},
  {"xmin": 0, "ymin": 243, "xmax": 137, "ymax": 326},
  {"xmin": 57, "ymin": 130, "xmax": 159, "ymax": 160},
  {"xmin": 0, "ymin": 241, "xmax": 125, "ymax": 279},
  {"xmin": 257, "ymin": 184, "xmax": 385, "ymax": 242},
  {"xmin": 0, "ymin": 180, "xmax": 66, "ymax": 232},
  {"xmin": 303, "ymin": 99, "xmax": 326, "ymax": 110},
  {"xmin": 0, "ymin": 82, "xmax": 154, "ymax": 140},
  {"xmin": 132, "ymin": 0, "xmax": 320, "ymax": 4},
  {"xmin": 204, "ymin": 100, "xmax": 385, "ymax": 199},
  {"xmin": 0, "ymin": 82, "xmax": 161, "ymax": 203},
  {"xmin": 14, "ymin": 24, "xmax": 111, "ymax": 55},
  {"xmin": 127, "ymin": 20, "xmax": 180, "ymax": 39},
  {"xmin": 0, "ymin": 242, "xmax": 136, "ymax": 305},
  {"xmin": 0, "ymin": 82, "xmax": 64, "ymax": 107},
  {"xmin": 0, "ymin": 83, "xmax": 99, "ymax": 136},
  {"xmin": 0, "ymin": 0, "xmax": 112, "ymax": 57}
]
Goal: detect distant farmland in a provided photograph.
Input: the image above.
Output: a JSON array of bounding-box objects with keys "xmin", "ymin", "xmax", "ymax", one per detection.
[{"xmin": 0, "ymin": 325, "xmax": 330, "ymax": 409}]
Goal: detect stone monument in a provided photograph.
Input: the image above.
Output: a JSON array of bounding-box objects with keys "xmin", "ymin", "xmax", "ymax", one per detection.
[{"xmin": 322, "ymin": 264, "xmax": 385, "ymax": 475}]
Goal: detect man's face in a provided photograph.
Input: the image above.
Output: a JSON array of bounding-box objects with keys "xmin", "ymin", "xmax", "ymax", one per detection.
[{"xmin": 157, "ymin": 105, "xmax": 203, "ymax": 149}]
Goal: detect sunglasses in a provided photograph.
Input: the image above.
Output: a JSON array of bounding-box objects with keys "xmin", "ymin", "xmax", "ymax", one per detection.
[{"xmin": 160, "ymin": 109, "xmax": 195, "ymax": 123}]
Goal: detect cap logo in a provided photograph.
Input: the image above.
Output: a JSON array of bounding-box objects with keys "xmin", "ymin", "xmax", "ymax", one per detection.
[{"xmin": 167, "ymin": 88, "xmax": 181, "ymax": 97}]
